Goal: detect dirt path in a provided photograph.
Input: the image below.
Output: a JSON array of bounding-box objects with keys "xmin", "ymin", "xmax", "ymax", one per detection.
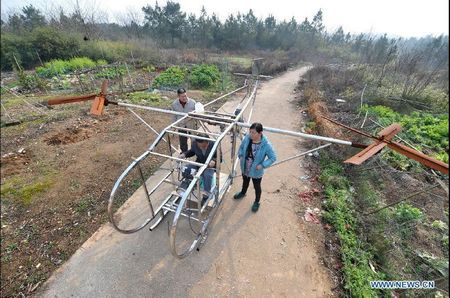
[{"xmin": 38, "ymin": 66, "xmax": 334, "ymax": 297}]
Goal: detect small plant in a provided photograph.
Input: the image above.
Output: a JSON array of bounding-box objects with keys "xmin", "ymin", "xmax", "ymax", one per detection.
[
  {"xmin": 6, "ymin": 242, "xmax": 18, "ymax": 253},
  {"xmin": 75, "ymin": 198, "xmax": 91, "ymax": 213},
  {"xmin": 304, "ymin": 121, "xmax": 316, "ymax": 133},
  {"xmin": 393, "ymin": 203, "xmax": 423, "ymax": 239},
  {"xmin": 441, "ymin": 235, "xmax": 449, "ymax": 250},
  {"xmin": 431, "ymin": 220, "xmax": 448, "ymax": 231},
  {"xmin": 143, "ymin": 65, "xmax": 156, "ymax": 72},
  {"xmin": 96, "ymin": 59, "xmax": 108, "ymax": 66},
  {"xmin": 394, "ymin": 203, "xmax": 423, "ymax": 224},
  {"xmin": 50, "ymin": 76, "xmax": 71, "ymax": 90}
]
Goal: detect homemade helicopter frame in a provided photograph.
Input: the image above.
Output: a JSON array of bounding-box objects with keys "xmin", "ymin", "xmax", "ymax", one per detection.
[{"xmin": 46, "ymin": 60, "xmax": 448, "ymax": 258}]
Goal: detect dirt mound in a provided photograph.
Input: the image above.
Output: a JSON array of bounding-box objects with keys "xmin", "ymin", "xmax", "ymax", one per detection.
[
  {"xmin": 1, "ymin": 150, "xmax": 32, "ymax": 176},
  {"xmin": 45, "ymin": 127, "xmax": 92, "ymax": 145}
]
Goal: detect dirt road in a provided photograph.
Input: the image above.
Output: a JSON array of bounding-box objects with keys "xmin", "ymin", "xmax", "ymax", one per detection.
[{"xmin": 38, "ymin": 66, "xmax": 333, "ymax": 297}]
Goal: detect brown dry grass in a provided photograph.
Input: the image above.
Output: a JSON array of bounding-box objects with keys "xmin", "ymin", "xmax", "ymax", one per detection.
[{"xmin": 304, "ymin": 86, "xmax": 344, "ymax": 139}]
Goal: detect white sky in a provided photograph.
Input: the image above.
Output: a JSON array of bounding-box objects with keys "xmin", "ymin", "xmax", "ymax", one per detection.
[{"xmin": 1, "ymin": 0, "xmax": 448, "ymax": 38}]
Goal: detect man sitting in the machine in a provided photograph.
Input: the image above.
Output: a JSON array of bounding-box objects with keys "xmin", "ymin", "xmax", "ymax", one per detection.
[{"xmin": 179, "ymin": 137, "xmax": 220, "ymax": 206}]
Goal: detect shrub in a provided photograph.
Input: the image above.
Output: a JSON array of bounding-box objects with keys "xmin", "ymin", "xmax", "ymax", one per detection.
[
  {"xmin": 17, "ymin": 70, "xmax": 47, "ymax": 91},
  {"xmin": 1, "ymin": 33, "xmax": 35, "ymax": 70},
  {"xmin": 189, "ymin": 64, "xmax": 220, "ymax": 89},
  {"xmin": 30, "ymin": 27, "xmax": 80, "ymax": 62},
  {"xmin": 152, "ymin": 66, "xmax": 186, "ymax": 89}
]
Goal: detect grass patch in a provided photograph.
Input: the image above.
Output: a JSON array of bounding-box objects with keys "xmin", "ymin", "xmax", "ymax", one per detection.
[
  {"xmin": 209, "ymin": 55, "xmax": 253, "ymax": 69},
  {"xmin": 0, "ymin": 170, "xmax": 57, "ymax": 206},
  {"xmin": 125, "ymin": 91, "xmax": 170, "ymax": 108},
  {"xmin": 319, "ymin": 152, "xmax": 387, "ymax": 297}
]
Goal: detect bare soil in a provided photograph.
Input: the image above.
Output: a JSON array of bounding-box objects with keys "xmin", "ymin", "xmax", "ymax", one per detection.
[
  {"xmin": 1, "ymin": 98, "xmax": 173, "ymax": 297},
  {"xmin": 1, "ymin": 67, "xmax": 341, "ymax": 297}
]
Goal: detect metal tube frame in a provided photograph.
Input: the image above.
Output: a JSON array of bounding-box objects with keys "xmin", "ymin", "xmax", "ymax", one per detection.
[
  {"xmin": 149, "ymin": 151, "xmax": 205, "ymax": 167},
  {"xmin": 165, "ymin": 130, "xmax": 216, "ymax": 142},
  {"xmin": 169, "ymin": 123, "xmax": 235, "ymax": 258},
  {"xmin": 171, "ymin": 125, "xmax": 221, "ymax": 137},
  {"xmin": 203, "ymin": 84, "xmax": 248, "ymax": 107},
  {"xmin": 108, "ymin": 77, "xmax": 362, "ymax": 258}
]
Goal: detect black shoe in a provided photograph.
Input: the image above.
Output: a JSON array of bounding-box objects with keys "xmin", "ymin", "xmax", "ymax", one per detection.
[
  {"xmin": 251, "ymin": 201, "xmax": 260, "ymax": 212},
  {"xmin": 233, "ymin": 192, "xmax": 246, "ymax": 200},
  {"xmin": 179, "ymin": 179, "xmax": 190, "ymax": 190},
  {"xmin": 201, "ymin": 195, "xmax": 209, "ymax": 207}
]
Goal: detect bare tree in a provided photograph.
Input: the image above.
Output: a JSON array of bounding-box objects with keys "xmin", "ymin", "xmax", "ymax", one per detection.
[
  {"xmin": 68, "ymin": 0, "xmax": 108, "ymax": 40},
  {"xmin": 115, "ymin": 7, "xmax": 144, "ymax": 39},
  {"xmin": 376, "ymin": 39, "xmax": 398, "ymax": 87},
  {"xmin": 397, "ymin": 36, "xmax": 448, "ymax": 99}
]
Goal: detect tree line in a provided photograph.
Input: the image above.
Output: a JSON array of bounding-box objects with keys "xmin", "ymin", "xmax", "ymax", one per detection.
[{"xmin": 1, "ymin": 0, "xmax": 448, "ymax": 89}]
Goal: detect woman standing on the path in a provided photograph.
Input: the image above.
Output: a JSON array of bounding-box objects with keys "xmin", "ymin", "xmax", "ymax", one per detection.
[{"xmin": 234, "ymin": 122, "xmax": 276, "ymax": 212}]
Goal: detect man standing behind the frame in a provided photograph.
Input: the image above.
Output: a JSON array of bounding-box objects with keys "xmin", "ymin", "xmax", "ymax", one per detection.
[{"xmin": 171, "ymin": 88, "xmax": 197, "ymax": 153}]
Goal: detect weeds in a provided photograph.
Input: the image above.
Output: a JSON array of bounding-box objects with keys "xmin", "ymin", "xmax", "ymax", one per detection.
[
  {"xmin": 319, "ymin": 152, "xmax": 386, "ymax": 297},
  {"xmin": 75, "ymin": 198, "xmax": 92, "ymax": 214}
]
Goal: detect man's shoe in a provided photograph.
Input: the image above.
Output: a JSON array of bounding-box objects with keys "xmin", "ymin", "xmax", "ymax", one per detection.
[
  {"xmin": 201, "ymin": 195, "xmax": 209, "ymax": 207},
  {"xmin": 251, "ymin": 201, "xmax": 260, "ymax": 212},
  {"xmin": 179, "ymin": 179, "xmax": 190, "ymax": 190},
  {"xmin": 233, "ymin": 192, "xmax": 246, "ymax": 200}
]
